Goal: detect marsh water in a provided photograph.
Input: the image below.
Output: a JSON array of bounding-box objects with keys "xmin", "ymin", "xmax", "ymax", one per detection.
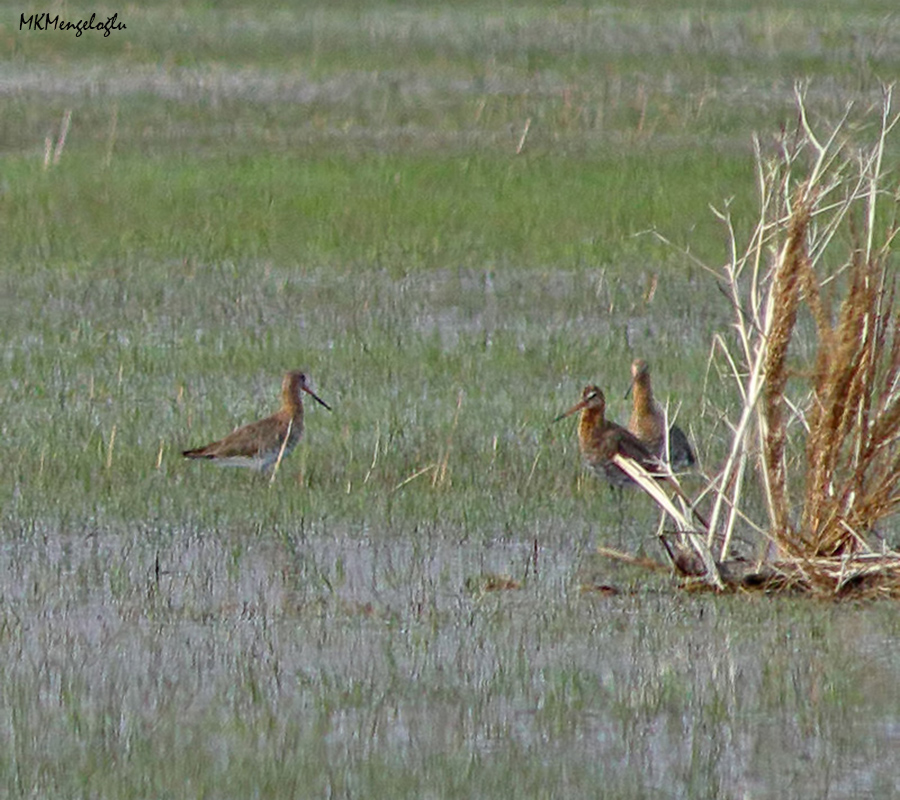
[
  {"xmin": 3, "ymin": 504, "xmax": 900, "ymax": 798},
  {"xmin": 3, "ymin": 260, "xmax": 899, "ymax": 799}
]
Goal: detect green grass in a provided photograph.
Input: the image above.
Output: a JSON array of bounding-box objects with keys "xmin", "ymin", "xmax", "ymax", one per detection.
[
  {"xmin": 0, "ymin": 150, "xmax": 752, "ymax": 269},
  {"xmin": 2, "ymin": 1, "xmax": 900, "ymax": 797}
]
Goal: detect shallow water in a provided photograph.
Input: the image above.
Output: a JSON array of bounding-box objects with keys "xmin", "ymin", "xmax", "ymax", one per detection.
[{"xmin": 2, "ymin": 513, "xmax": 899, "ymax": 798}]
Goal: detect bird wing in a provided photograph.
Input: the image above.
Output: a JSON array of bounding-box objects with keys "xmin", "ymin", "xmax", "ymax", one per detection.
[
  {"xmin": 190, "ymin": 414, "xmax": 286, "ymax": 458},
  {"xmin": 667, "ymin": 424, "xmax": 695, "ymax": 467}
]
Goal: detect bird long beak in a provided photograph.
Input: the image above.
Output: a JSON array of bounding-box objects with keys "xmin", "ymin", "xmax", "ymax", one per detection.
[
  {"xmin": 302, "ymin": 385, "xmax": 332, "ymax": 411},
  {"xmin": 624, "ymin": 377, "xmax": 636, "ymax": 400},
  {"xmin": 553, "ymin": 398, "xmax": 588, "ymax": 423}
]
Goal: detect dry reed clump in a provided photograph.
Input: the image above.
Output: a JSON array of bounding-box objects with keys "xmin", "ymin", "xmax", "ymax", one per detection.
[{"xmin": 701, "ymin": 85, "xmax": 900, "ymax": 597}]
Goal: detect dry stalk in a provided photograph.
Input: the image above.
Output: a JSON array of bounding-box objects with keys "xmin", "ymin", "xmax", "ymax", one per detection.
[
  {"xmin": 269, "ymin": 418, "xmax": 293, "ymax": 485},
  {"xmin": 53, "ymin": 109, "xmax": 72, "ymax": 165},
  {"xmin": 516, "ymin": 117, "xmax": 532, "ymax": 155},
  {"xmin": 432, "ymin": 390, "xmax": 463, "ymax": 488},
  {"xmin": 700, "ymin": 85, "xmax": 900, "ymax": 595},
  {"xmin": 393, "ymin": 464, "xmax": 437, "ymax": 492},
  {"xmin": 363, "ymin": 420, "xmax": 380, "ymax": 485},
  {"xmin": 612, "ymin": 454, "xmax": 724, "ymax": 590},
  {"xmin": 595, "ymin": 545, "xmax": 672, "ymax": 573},
  {"xmin": 105, "ymin": 424, "xmax": 117, "ymax": 470},
  {"xmin": 761, "ymin": 184, "xmax": 812, "ymax": 539}
]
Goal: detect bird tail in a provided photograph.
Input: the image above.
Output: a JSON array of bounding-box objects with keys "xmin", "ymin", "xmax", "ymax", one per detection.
[{"xmin": 182, "ymin": 447, "xmax": 210, "ymax": 459}]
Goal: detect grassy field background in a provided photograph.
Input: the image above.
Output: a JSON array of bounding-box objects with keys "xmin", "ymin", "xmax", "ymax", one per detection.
[{"xmin": 2, "ymin": 2, "xmax": 900, "ymax": 797}]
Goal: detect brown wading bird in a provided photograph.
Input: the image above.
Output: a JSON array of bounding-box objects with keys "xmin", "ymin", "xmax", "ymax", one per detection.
[
  {"xmin": 626, "ymin": 358, "xmax": 695, "ymax": 470},
  {"xmin": 555, "ymin": 384, "xmax": 708, "ymax": 530},
  {"xmin": 554, "ymin": 385, "xmax": 664, "ymax": 488},
  {"xmin": 183, "ymin": 370, "xmax": 331, "ymax": 472}
]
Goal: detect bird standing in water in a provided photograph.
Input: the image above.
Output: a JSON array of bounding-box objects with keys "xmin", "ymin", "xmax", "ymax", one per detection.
[
  {"xmin": 556, "ymin": 383, "xmax": 709, "ymax": 533},
  {"xmin": 555, "ymin": 385, "xmax": 664, "ymax": 488},
  {"xmin": 182, "ymin": 370, "xmax": 331, "ymax": 472},
  {"xmin": 626, "ymin": 358, "xmax": 695, "ymax": 470}
]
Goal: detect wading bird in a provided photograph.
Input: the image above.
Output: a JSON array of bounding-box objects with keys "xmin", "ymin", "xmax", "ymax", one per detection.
[
  {"xmin": 183, "ymin": 370, "xmax": 331, "ymax": 472},
  {"xmin": 626, "ymin": 358, "xmax": 695, "ymax": 470},
  {"xmin": 556, "ymin": 384, "xmax": 709, "ymax": 531},
  {"xmin": 555, "ymin": 385, "xmax": 664, "ymax": 488}
]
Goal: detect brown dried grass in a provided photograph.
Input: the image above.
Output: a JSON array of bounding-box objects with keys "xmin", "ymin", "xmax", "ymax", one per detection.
[
  {"xmin": 602, "ymin": 88, "xmax": 900, "ymax": 596},
  {"xmin": 761, "ymin": 184, "xmax": 811, "ymax": 541},
  {"xmin": 705, "ymin": 86, "xmax": 900, "ymax": 596}
]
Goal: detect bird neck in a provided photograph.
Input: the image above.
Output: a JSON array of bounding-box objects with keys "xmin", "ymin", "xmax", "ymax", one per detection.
[
  {"xmin": 578, "ymin": 407, "xmax": 604, "ymax": 443},
  {"xmin": 282, "ymin": 384, "xmax": 304, "ymax": 418},
  {"xmin": 632, "ymin": 375, "xmax": 655, "ymax": 414}
]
